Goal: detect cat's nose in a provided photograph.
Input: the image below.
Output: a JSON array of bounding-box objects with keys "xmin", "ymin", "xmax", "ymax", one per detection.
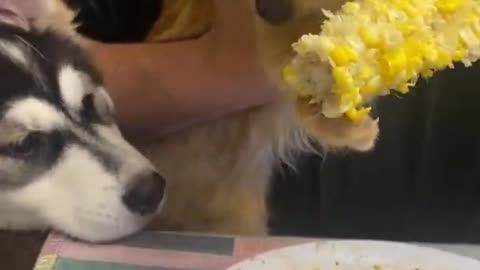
[{"xmin": 255, "ymin": 0, "xmax": 293, "ymax": 25}]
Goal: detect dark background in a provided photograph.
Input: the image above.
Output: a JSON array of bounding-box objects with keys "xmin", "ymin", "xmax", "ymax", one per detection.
[{"xmin": 65, "ymin": 0, "xmax": 480, "ymax": 244}]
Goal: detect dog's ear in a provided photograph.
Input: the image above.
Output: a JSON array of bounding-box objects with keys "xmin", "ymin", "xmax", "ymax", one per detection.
[{"xmin": 2, "ymin": 0, "xmax": 76, "ymax": 35}]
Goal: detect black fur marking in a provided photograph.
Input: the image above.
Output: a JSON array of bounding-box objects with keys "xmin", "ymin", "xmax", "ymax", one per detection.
[
  {"xmin": 0, "ymin": 127, "xmax": 120, "ymax": 189},
  {"xmin": 0, "ymin": 24, "xmax": 120, "ymax": 187},
  {"xmin": 80, "ymin": 92, "xmax": 114, "ymax": 126},
  {"xmin": 0, "ymin": 130, "xmax": 65, "ymax": 188},
  {"xmin": 0, "ymin": 24, "xmax": 105, "ymax": 125},
  {"xmin": 63, "ymin": 130, "xmax": 120, "ymax": 174},
  {"xmin": 0, "ymin": 23, "xmax": 116, "ymax": 130}
]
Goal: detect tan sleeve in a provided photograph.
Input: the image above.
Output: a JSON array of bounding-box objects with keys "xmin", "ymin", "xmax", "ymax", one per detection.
[{"xmin": 145, "ymin": 0, "xmax": 213, "ymax": 43}]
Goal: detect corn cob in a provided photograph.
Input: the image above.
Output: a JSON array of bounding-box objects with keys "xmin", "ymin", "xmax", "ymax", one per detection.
[{"xmin": 283, "ymin": 0, "xmax": 480, "ymax": 122}]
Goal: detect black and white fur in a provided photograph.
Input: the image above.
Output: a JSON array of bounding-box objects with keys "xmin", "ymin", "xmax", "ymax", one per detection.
[{"xmin": 0, "ymin": 3, "xmax": 166, "ymax": 242}]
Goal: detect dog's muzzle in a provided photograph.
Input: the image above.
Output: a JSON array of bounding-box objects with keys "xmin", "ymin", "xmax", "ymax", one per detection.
[{"xmin": 255, "ymin": 0, "xmax": 293, "ymax": 25}]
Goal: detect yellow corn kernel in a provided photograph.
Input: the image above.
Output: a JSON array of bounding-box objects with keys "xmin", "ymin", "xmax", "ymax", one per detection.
[
  {"xmin": 421, "ymin": 69, "xmax": 434, "ymax": 78},
  {"xmin": 394, "ymin": 0, "xmax": 420, "ymax": 18},
  {"xmin": 465, "ymin": 12, "xmax": 478, "ymax": 23},
  {"xmin": 379, "ymin": 48, "xmax": 408, "ymax": 80},
  {"xmin": 436, "ymin": 0, "xmax": 466, "ymax": 14},
  {"xmin": 404, "ymin": 39, "xmax": 425, "ymax": 69},
  {"xmin": 343, "ymin": 1, "xmax": 361, "ymax": 14},
  {"xmin": 398, "ymin": 23, "xmax": 418, "ymax": 35},
  {"xmin": 359, "ymin": 27, "xmax": 380, "ymax": 48},
  {"xmin": 358, "ymin": 66, "xmax": 375, "ymax": 80},
  {"xmin": 453, "ymin": 47, "xmax": 467, "ymax": 61},
  {"xmin": 360, "ymin": 77, "xmax": 382, "ymax": 95},
  {"xmin": 398, "ymin": 82, "xmax": 414, "ymax": 94},
  {"xmin": 346, "ymin": 106, "xmax": 372, "ymax": 122},
  {"xmin": 329, "ymin": 46, "xmax": 359, "ymax": 66},
  {"xmin": 332, "ymin": 67, "xmax": 356, "ymax": 92},
  {"xmin": 436, "ymin": 49, "xmax": 454, "ymax": 67},
  {"xmin": 368, "ymin": 0, "xmax": 388, "ymax": 15}
]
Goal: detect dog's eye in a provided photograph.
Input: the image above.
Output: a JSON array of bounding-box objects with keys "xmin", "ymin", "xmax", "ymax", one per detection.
[{"xmin": 7, "ymin": 132, "xmax": 42, "ymax": 158}]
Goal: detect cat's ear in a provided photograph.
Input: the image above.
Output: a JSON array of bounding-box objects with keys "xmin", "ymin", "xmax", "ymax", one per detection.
[{"xmin": 2, "ymin": 0, "xmax": 76, "ymax": 35}]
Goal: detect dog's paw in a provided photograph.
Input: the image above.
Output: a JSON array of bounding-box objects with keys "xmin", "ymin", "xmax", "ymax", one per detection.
[
  {"xmin": 296, "ymin": 99, "xmax": 379, "ymax": 152},
  {"xmin": 332, "ymin": 115, "xmax": 379, "ymax": 152}
]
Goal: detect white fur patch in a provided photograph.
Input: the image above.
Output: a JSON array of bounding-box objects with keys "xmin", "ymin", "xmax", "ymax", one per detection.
[
  {"xmin": 5, "ymin": 97, "xmax": 67, "ymax": 130},
  {"xmin": 58, "ymin": 65, "xmax": 88, "ymax": 111},
  {"xmin": 4, "ymin": 145, "xmax": 151, "ymax": 242},
  {"xmin": 0, "ymin": 40, "xmax": 28, "ymax": 68}
]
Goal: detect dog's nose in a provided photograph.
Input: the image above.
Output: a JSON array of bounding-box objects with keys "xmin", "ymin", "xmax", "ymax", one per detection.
[
  {"xmin": 122, "ymin": 172, "xmax": 166, "ymax": 216},
  {"xmin": 255, "ymin": 0, "xmax": 293, "ymax": 25}
]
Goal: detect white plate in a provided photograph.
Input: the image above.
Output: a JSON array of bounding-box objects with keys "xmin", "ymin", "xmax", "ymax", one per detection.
[{"xmin": 227, "ymin": 240, "xmax": 480, "ymax": 270}]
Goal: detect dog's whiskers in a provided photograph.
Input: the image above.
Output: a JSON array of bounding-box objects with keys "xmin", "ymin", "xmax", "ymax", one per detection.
[
  {"xmin": 14, "ymin": 34, "xmax": 47, "ymax": 61},
  {"xmin": 14, "ymin": 34, "xmax": 50, "ymax": 92}
]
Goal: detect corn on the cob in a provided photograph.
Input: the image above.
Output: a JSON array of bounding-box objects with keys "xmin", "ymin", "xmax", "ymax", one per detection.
[{"xmin": 283, "ymin": 0, "xmax": 480, "ymax": 121}]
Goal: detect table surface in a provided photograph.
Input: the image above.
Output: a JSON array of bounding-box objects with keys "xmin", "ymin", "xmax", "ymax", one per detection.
[{"xmin": 33, "ymin": 231, "xmax": 480, "ymax": 270}]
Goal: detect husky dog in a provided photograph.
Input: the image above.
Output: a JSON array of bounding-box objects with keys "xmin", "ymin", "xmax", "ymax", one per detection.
[
  {"xmin": 0, "ymin": 0, "xmax": 166, "ymax": 242},
  {"xmin": 0, "ymin": 0, "xmax": 378, "ymax": 242}
]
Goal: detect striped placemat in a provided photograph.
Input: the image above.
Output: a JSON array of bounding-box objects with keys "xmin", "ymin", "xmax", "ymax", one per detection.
[{"xmin": 33, "ymin": 231, "xmax": 309, "ymax": 270}]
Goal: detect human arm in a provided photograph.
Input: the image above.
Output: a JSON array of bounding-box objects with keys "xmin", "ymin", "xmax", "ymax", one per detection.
[{"xmin": 87, "ymin": 1, "xmax": 278, "ymax": 139}]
